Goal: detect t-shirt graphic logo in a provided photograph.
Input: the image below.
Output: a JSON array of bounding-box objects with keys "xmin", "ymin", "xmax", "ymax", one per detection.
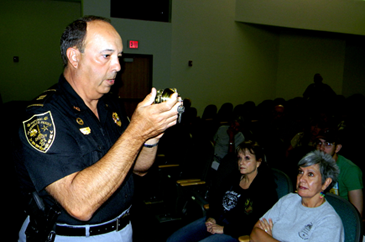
[
  {"xmin": 244, "ymin": 198, "xmax": 253, "ymax": 215},
  {"xmin": 222, "ymin": 191, "xmax": 241, "ymax": 211},
  {"xmin": 298, "ymin": 223, "xmax": 313, "ymax": 240}
]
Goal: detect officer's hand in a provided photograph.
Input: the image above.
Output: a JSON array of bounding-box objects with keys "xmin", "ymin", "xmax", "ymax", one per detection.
[{"xmin": 130, "ymin": 88, "xmax": 181, "ymax": 140}]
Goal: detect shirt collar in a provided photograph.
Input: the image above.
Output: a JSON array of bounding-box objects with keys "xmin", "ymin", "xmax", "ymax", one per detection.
[{"xmin": 58, "ymin": 74, "xmax": 109, "ymax": 116}]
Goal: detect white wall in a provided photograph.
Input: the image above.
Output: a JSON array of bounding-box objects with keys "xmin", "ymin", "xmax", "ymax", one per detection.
[
  {"xmin": 170, "ymin": 0, "xmax": 280, "ymax": 114},
  {"xmin": 276, "ymin": 29, "xmax": 346, "ymax": 100},
  {"xmin": 235, "ymin": 0, "xmax": 365, "ymax": 36},
  {"xmin": 343, "ymin": 36, "xmax": 365, "ymax": 98},
  {"xmin": 0, "ymin": 0, "xmax": 81, "ymax": 102}
]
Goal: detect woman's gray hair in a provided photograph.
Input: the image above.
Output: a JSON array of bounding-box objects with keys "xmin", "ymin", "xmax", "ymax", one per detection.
[{"xmin": 298, "ymin": 150, "xmax": 340, "ymax": 192}]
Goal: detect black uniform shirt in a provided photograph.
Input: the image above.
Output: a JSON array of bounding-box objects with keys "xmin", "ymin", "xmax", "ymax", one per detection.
[{"xmin": 17, "ymin": 75, "xmax": 133, "ymax": 225}]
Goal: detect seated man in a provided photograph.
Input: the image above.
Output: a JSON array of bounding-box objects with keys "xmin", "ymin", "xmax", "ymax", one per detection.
[
  {"xmin": 316, "ymin": 129, "xmax": 363, "ymax": 216},
  {"xmin": 212, "ymin": 115, "xmax": 245, "ymax": 170}
]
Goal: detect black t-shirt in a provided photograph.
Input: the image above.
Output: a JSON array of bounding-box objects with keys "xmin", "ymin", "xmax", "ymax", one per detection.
[
  {"xmin": 15, "ymin": 75, "xmax": 133, "ymax": 225},
  {"xmin": 208, "ymin": 165, "xmax": 278, "ymax": 238}
]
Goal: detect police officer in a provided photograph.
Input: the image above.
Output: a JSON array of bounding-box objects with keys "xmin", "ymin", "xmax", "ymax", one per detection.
[{"xmin": 16, "ymin": 16, "xmax": 180, "ymax": 241}]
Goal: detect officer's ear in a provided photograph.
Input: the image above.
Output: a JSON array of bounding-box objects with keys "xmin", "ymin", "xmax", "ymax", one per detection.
[{"xmin": 67, "ymin": 47, "xmax": 80, "ymax": 69}]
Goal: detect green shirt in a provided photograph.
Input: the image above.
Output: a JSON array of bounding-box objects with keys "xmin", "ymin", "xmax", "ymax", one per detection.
[{"xmin": 329, "ymin": 155, "xmax": 363, "ymax": 200}]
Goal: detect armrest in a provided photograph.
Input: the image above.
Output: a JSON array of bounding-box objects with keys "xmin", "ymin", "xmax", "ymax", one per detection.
[
  {"xmin": 177, "ymin": 179, "xmax": 202, "ymax": 184},
  {"xmin": 158, "ymin": 164, "xmax": 180, "ymax": 168},
  {"xmin": 179, "ymin": 181, "xmax": 206, "ymax": 187},
  {"xmin": 238, "ymin": 235, "xmax": 250, "ymax": 242},
  {"xmin": 189, "ymin": 190, "xmax": 209, "ymax": 217}
]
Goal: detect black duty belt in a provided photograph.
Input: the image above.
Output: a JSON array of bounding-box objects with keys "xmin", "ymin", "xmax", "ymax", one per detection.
[{"xmin": 56, "ymin": 213, "xmax": 130, "ymax": 236}]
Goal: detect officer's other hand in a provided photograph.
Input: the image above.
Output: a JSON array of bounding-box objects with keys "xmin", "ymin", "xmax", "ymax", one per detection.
[{"xmin": 130, "ymin": 88, "xmax": 180, "ymax": 140}]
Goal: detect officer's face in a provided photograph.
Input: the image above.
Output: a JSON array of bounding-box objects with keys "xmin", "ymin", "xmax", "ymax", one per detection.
[{"xmin": 76, "ymin": 20, "xmax": 123, "ymax": 100}]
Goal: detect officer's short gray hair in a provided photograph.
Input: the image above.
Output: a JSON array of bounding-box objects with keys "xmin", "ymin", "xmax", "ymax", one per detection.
[{"xmin": 298, "ymin": 150, "xmax": 339, "ymax": 192}]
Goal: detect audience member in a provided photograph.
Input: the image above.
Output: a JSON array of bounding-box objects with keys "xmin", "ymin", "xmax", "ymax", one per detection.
[
  {"xmin": 303, "ymin": 73, "xmax": 336, "ymax": 101},
  {"xmin": 250, "ymin": 150, "xmax": 344, "ymax": 242},
  {"xmin": 183, "ymin": 98, "xmax": 192, "ymax": 109},
  {"xmin": 241, "ymin": 101, "xmax": 255, "ymax": 120},
  {"xmin": 283, "ymin": 97, "xmax": 308, "ymax": 139},
  {"xmin": 240, "ymin": 101, "xmax": 256, "ymax": 131},
  {"xmin": 250, "ymin": 99, "xmax": 287, "ymax": 171},
  {"xmin": 199, "ymin": 104, "xmax": 218, "ymax": 140},
  {"xmin": 286, "ymin": 117, "xmax": 326, "ymax": 157},
  {"xmin": 315, "ymin": 129, "xmax": 363, "ymax": 216},
  {"xmin": 232, "ymin": 104, "xmax": 255, "ymax": 141},
  {"xmin": 167, "ymin": 140, "xmax": 278, "ymax": 242},
  {"xmin": 202, "ymin": 104, "xmax": 218, "ymax": 121},
  {"xmin": 338, "ymin": 94, "xmax": 365, "ymax": 171},
  {"xmin": 181, "ymin": 98, "xmax": 199, "ymax": 136},
  {"xmin": 217, "ymin": 102, "xmax": 234, "ymax": 126},
  {"xmin": 212, "ymin": 114, "xmax": 245, "ymax": 170}
]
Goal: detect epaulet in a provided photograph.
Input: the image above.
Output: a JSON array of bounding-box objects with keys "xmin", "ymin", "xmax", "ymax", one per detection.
[{"xmin": 26, "ymin": 89, "xmax": 57, "ymax": 109}]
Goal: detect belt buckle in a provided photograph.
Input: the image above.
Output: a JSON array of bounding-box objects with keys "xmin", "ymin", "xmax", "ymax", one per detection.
[
  {"xmin": 116, "ymin": 218, "xmax": 119, "ymax": 231},
  {"xmin": 116, "ymin": 212, "xmax": 129, "ymax": 231}
]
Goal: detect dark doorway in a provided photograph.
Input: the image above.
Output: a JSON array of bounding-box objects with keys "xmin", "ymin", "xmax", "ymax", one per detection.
[{"xmin": 114, "ymin": 54, "xmax": 153, "ymax": 118}]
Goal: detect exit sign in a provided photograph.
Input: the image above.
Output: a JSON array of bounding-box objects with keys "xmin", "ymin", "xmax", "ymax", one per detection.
[{"xmin": 128, "ymin": 40, "xmax": 139, "ymax": 49}]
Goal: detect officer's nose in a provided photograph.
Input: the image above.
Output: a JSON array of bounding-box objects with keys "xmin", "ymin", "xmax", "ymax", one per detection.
[{"xmin": 111, "ymin": 56, "xmax": 121, "ymax": 73}]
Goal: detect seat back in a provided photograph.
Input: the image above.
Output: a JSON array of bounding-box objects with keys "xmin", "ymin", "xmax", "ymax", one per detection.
[
  {"xmin": 1, "ymin": 100, "xmax": 29, "ymax": 240},
  {"xmin": 326, "ymin": 193, "xmax": 363, "ymax": 242},
  {"xmin": 272, "ymin": 168, "xmax": 294, "ymax": 199},
  {"xmin": 192, "ymin": 138, "xmax": 215, "ymax": 182},
  {"xmin": 178, "ymin": 136, "xmax": 214, "ymax": 182}
]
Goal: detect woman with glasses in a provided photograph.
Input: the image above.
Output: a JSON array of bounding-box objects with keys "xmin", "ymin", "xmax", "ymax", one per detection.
[{"xmin": 315, "ymin": 129, "xmax": 363, "ymax": 216}]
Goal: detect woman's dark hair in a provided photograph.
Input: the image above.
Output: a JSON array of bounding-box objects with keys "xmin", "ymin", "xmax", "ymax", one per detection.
[
  {"xmin": 298, "ymin": 150, "xmax": 339, "ymax": 192},
  {"xmin": 60, "ymin": 15, "xmax": 111, "ymax": 67},
  {"xmin": 236, "ymin": 140, "xmax": 264, "ymax": 162}
]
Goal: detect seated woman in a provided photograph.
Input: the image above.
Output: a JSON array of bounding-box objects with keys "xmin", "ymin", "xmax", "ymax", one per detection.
[
  {"xmin": 250, "ymin": 150, "xmax": 344, "ymax": 242},
  {"xmin": 166, "ymin": 140, "xmax": 278, "ymax": 242}
]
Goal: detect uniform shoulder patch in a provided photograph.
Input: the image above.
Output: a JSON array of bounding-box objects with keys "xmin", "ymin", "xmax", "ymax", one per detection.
[{"xmin": 23, "ymin": 111, "xmax": 56, "ymax": 153}]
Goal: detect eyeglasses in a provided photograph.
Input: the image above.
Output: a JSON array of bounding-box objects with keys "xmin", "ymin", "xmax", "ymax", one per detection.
[{"xmin": 317, "ymin": 141, "xmax": 334, "ymax": 148}]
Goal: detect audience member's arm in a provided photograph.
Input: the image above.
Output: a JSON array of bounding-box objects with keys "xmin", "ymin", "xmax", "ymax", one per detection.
[
  {"xmin": 348, "ymin": 189, "xmax": 363, "ymax": 216},
  {"xmin": 205, "ymin": 217, "xmax": 224, "ymax": 235},
  {"xmin": 250, "ymin": 219, "xmax": 279, "ymax": 242}
]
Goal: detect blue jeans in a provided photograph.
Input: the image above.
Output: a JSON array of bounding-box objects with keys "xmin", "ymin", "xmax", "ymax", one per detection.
[{"xmin": 166, "ymin": 217, "xmax": 238, "ymax": 242}]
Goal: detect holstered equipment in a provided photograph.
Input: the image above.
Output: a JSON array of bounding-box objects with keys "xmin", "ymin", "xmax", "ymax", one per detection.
[{"xmin": 25, "ymin": 192, "xmax": 61, "ymax": 242}]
